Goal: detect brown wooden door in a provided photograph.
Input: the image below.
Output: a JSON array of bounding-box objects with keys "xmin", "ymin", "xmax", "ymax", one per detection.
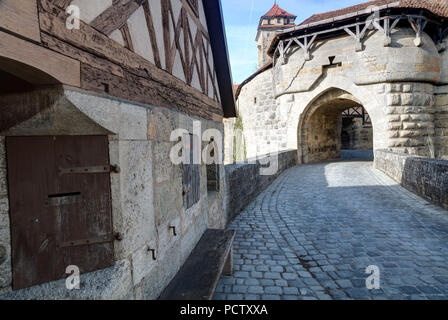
[{"xmin": 6, "ymin": 136, "xmax": 114, "ymax": 290}]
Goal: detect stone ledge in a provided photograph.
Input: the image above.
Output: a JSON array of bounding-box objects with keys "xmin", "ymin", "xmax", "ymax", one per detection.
[
  {"xmin": 0, "ymin": 259, "xmax": 133, "ymax": 300},
  {"xmin": 374, "ymin": 149, "xmax": 448, "ymax": 210}
]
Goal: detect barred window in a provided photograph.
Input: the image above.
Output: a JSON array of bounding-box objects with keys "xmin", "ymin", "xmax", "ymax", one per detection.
[{"xmin": 183, "ymin": 134, "xmax": 200, "ymax": 209}]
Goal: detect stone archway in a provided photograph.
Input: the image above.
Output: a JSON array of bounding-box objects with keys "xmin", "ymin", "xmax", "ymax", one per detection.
[{"xmin": 297, "ymin": 88, "xmax": 375, "ymax": 164}]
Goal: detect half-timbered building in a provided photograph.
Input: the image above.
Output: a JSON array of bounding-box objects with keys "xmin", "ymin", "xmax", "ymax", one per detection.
[{"xmin": 0, "ymin": 0, "xmax": 235, "ymax": 299}]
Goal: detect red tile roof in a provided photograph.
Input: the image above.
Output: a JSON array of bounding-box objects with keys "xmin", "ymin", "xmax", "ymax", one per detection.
[
  {"xmin": 300, "ymin": 0, "xmax": 448, "ymax": 25},
  {"xmin": 262, "ymin": 4, "xmax": 296, "ymax": 18}
]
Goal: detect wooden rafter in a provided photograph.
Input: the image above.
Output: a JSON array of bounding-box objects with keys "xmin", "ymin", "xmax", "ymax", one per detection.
[
  {"xmin": 142, "ymin": 0, "xmax": 161, "ymax": 68},
  {"xmin": 161, "ymin": 0, "xmax": 172, "ymax": 72},
  {"xmin": 52, "ymin": 0, "xmax": 72, "ymax": 10},
  {"xmin": 120, "ymin": 23, "xmax": 134, "ymax": 52},
  {"xmin": 202, "ymin": 41, "xmax": 219, "ymax": 99},
  {"xmin": 172, "ymin": 8, "xmax": 188, "ymax": 80},
  {"xmin": 90, "ymin": 0, "xmax": 145, "ymax": 36},
  {"xmin": 182, "ymin": 7, "xmax": 191, "ymax": 83}
]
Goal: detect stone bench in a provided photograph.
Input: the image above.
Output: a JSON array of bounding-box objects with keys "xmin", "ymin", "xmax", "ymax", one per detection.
[{"xmin": 159, "ymin": 229, "xmax": 236, "ymax": 300}]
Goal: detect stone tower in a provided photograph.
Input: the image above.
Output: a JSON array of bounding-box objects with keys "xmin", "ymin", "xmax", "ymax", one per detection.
[{"xmin": 256, "ymin": 3, "xmax": 296, "ymax": 68}]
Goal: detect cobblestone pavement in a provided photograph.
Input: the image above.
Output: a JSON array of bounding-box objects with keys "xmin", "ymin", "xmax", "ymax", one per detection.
[{"xmin": 214, "ymin": 160, "xmax": 448, "ymax": 300}]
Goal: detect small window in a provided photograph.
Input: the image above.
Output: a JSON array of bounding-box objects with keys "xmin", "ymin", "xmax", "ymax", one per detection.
[
  {"xmin": 206, "ymin": 139, "xmax": 220, "ymax": 193},
  {"xmin": 254, "ymin": 97, "xmax": 257, "ymax": 104},
  {"xmin": 277, "ymin": 18, "xmax": 281, "ymax": 24},
  {"xmin": 183, "ymin": 134, "xmax": 200, "ymax": 209}
]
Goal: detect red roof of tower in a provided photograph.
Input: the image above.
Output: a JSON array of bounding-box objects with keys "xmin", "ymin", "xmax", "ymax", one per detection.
[{"xmin": 262, "ymin": 4, "xmax": 297, "ymax": 18}]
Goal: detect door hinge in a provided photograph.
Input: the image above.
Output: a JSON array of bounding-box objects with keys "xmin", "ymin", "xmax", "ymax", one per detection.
[
  {"xmin": 58, "ymin": 165, "xmax": 120, "ymax": 175},
  {"xmin": 57, "ymin": 234, "xmax": 114, "ymax": 248}
]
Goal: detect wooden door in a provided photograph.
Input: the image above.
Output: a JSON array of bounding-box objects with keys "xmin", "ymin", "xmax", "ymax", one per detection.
[{"xmin": 6, "ymin": 136, "xmax": 114, "ymax": 290}]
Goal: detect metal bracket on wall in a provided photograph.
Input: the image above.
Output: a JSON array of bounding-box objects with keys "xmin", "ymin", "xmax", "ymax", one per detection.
[
  {"xmin": 147, "ymin": 246, "xmax": 157, "ymax": 260},
  {"xmin": 169, "ymin": 226, "xmax": 178, "ymax": 237},
  {"xmin": 58, "ymin": 164, "xmax": 120, "ymax": 175}
]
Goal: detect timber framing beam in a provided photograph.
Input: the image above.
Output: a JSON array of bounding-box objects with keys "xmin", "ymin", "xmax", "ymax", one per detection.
[
  {"xmin": 36, "ymin": 0, "xmax": 223, "ymax": 122},
  {"xmin": 90, "ymin": 0, "xmax": 145, "ymax": 36},
  {"xmin": 0, "ymin": 30, "xmax": 80, "ymax": 86}
]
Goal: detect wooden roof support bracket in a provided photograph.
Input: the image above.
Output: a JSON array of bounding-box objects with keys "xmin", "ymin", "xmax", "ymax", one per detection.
[
  {"xmin": 293, "ymin": 35, "xmax": 316, "ymax": 61},
  {"xmin": 274, "ymin": 12, "xmax": 439, "ymax": 60},
  {"xmin": 408, "ymin": 17, "xmax": 427, "ymax": 47},
  {"xmin": 436, "ymin": 27, "xmax": 448, "ymax": 52},
  {"xmin": 344, "ymin": 19, "xmax": 372, "ymax": 52},
  {"xmin": 278, "ymin": 40, "xmax": 294, "ymax": 64},
  {"xmin": 278, "ymin": 41, "xmax": 285, "ymax": 64},
  {"xmin": 371, "ymin": 16, "xmax": 401, "ymax": 47}
]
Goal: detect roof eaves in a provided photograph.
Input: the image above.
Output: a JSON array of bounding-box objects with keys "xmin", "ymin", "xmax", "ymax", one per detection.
[
  {"xmin": 203, "ymin": 0, "xmax": 236, "ymax": 118},
  {"xmin": 268, "ymin": 1, "xmax": 403, "ymax": 56}
]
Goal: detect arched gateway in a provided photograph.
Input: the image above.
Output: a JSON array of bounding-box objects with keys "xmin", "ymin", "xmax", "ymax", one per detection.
[
  {"xmin": 233, "ymin": 0, "xmax": 448, "ymax": 164},
  {"xmin": 298, "ymin": 88, "xmax": 374, "ymax": 163}
]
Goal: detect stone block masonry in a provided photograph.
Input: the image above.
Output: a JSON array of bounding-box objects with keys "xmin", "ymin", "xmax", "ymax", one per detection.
[
  {"xmin": 0, "ymin": 88, "xmax": 227, "ymax": 300},
  {"xmin": 375, "ymin": 150, "xmax": 448, "ymax": 210},
  {"xmin": 385, "ymin": 83, "xmax": 436, "ymax": 157},
  {"xmin": 224, "ymin": 150, "xmax": 297, "ymax": 222},
  {"xmin": 215, "ymin": 161, "xmax": 448, "ymax": 300},
  {"xmin": 0, "ymin": 136, "xmax": 11, "ymax": 295}
]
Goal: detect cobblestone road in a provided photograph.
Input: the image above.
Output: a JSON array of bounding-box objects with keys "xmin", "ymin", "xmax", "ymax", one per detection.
[{"xmin": 214, "ymin": 160, "xmax": 448, "ymax": 300}]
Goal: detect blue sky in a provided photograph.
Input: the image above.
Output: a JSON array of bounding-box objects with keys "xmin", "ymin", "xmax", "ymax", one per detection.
[{"xmin": 221, "ymin": 0, "xmax": 363, "ymax": 84}]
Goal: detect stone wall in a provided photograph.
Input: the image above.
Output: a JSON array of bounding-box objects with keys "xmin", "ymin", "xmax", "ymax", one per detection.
[
  {"xmin": 342, "ymin": 119, "xmax": 373, "ymax": 150},
  {"xmin": 435, "ymin": 86, "xmax": 448, "ymax": 159},
  {"xmin": 236, "ymin": 27, "xmax": 448, "ymax": 163},
  {"xmin": 375, "ymin": 149, "xmax": 448, "ymax": 210},
  {"xmin": 224, "ymin": 150, "xmax": 297, "ymax": 222},
  {"xmin": 236, "ymin": 68, "xmax": 289, "ymax": 159},
  {"xmin": 0, "ymin": 136, "xmax": 11, "ymax": 295},
  {"xmin": 384, "ymin": 83, "xmax": 436, "ymax": 157},
  {"xmin": 257, "ymin": 31, "xmax": 275, "ymax": 68},
  {"xmin": 0, "ymin": 88, "xmax": 226, "ymax": 299},
  {"xmin": 223, "ymin": 118, "xmax": 236, "ymax": 165}
]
